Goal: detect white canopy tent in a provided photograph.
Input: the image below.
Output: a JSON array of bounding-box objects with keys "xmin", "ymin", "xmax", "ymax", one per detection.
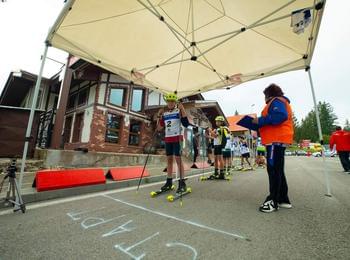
[
  {"xmin": 18, "ymin": 0, "xmax": 331, "ymax": 201},
  {"xmin": 47, "ymin": 0, "xmax": 324, "ymax": 97}
]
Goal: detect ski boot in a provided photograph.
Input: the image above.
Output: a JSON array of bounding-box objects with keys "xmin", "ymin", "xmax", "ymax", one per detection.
[
  {"xmin": 150, "ymin": 178, "xmax": 174, "ymax": 197},
  {"xmin": 161, "ymin": 178, "xmax": 174, "ymax": 191},
  {"xmin": 216, "ymin": 170, "xmax": 226, "ymax": 179},
  {"xmin": 200, "ymin": 169, "xmax": 218, "ymax": 181},
  {"xmin": 176, "ymin": 179, "xmax": 187, "ymax": 194},
  {"xmin": 209, "ymin": 169, "xmax": 220, "ymax": 179}
]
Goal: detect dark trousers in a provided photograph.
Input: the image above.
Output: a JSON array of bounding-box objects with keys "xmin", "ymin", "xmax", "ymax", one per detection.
[
  {"xmin": 265, "ymin": 145, "xmax": 290, "ymax": 204},
  {"xmin": 193, "ymin": 145, "xmax": 199, "ymax": 163},
  {"xmin": 338, "ymin": 151, "xmax": 350, "ymax": 171}
]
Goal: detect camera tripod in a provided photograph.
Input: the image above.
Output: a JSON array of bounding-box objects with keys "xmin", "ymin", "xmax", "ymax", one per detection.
[{"xmin": 0, "ymin": 161, "xmax": 26, "ymax": 213}]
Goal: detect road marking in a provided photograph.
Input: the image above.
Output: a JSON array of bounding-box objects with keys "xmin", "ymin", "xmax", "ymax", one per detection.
[{"xmin": 103, "ymin": 194, "xmax": 249, "ymax": 241}]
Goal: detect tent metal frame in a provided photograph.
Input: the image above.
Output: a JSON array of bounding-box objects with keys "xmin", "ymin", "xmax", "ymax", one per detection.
[{"xmin": 17, "ymin": 0, "xmax": 331, "ymax": 208}]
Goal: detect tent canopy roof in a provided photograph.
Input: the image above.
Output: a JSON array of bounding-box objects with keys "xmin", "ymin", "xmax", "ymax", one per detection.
[{"xmin": 48, "ymin": 0, "xmax": 325, "ymax": 98}]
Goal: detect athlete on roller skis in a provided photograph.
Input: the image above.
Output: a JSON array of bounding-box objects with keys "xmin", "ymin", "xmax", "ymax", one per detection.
[{"xmin": 156, "ymin": 93, "xmax": 191, "ymax": 195}]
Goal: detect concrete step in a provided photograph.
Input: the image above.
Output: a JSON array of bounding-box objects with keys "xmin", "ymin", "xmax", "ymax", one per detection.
[{"xmin": 0, "ymin": 158, "xmax": 44, "ymax": 173}]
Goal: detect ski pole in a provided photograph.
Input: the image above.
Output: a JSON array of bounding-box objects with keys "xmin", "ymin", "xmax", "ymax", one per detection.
[{"xmin": 136, "ymin": 131, "xmax": 157, "ymax": 193}]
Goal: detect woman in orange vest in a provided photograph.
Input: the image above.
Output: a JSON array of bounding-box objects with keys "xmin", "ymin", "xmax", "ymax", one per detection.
[{"xmin": 252, "ymin": 84, "xmax": 294, "ymax": 213}]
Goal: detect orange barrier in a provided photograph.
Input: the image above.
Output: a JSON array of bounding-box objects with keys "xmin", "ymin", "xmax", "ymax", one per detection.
[
  {"xmin": 32, "ymin": 168, "xmax": 105, "ymax": 192},
  {"xmin": 106, "ymin": 166, "xmax": 150, "ymax": 181},
  {"xmin": 191, "ymin": 161, "xmax": 212, "ymax": 169}
]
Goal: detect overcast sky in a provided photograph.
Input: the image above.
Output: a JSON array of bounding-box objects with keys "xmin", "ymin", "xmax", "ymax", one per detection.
[{"xmin": 0, "ymin": 0, "xmax": 349, "ymax": 126}]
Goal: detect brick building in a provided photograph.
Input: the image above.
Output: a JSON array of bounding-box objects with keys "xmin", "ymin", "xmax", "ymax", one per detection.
[{"xmin": 1, "ymin": 56, "xmax": 227, "ymax": 157}]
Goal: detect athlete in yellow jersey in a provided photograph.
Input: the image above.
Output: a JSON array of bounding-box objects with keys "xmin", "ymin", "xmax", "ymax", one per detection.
[{"xmin": 208, "ymin": 116, "xmax": 228, "ymax": 179}]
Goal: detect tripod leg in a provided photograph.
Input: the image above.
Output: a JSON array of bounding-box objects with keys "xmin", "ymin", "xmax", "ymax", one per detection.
[
  {"xmin": 0, "ymin": 177, "xmax": 6, "ymax": 194},
  {"xmin": 5, "ymin": 179, "xmax": 11, "ymax": 202},
  {"xmin": 14, "ymin": 179, "xmax": 24, "ymax": 204},
  {"xmin": 11, "ymin": 179, "xmax": 17, "ymax": 202},
  {"xmin": 13, "ymin": 179, "xmax": 26, "ymax": 213}
]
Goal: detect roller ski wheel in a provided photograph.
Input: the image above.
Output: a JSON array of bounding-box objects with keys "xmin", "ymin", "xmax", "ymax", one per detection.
[
  {"xmin": 167, "ymin": 187, "xmax": 192, "ymax": 202},
  {"xmin": 150, "ymin": 185, "xmax": 175, "ymax": 197},
  {"xmin": 200, "ymin": 174, "xmax": 217, "ymax": 181}
]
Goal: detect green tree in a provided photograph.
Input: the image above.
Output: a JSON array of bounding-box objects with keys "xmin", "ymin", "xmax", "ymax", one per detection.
[
  {"xmin": 297, "ymin": 102, "xmax": 337, "ymax": 143},
  {"xmin": 292, "ymin": 113, "xmax": 301, "ymax": 143},
  {"xmin": 234, "ymin": 110, "xmax": 239, "ymax": 116},
  {"xmin": 299, "ymin": 111, "xmax": 317, "ymax": 142},
  {"xmin": 318, "ymin": 101, "xmax": 337, "ymax": 136}
]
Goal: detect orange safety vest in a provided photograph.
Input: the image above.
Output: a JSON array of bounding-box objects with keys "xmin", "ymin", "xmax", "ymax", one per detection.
[{"xmin": 260, "ymin": 97, "xmax": 294, "ymax": 145}]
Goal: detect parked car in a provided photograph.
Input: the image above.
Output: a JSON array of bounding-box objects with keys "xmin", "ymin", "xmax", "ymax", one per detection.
[
  {"xmin": 324, "ymin": 150, "xmax": 337, "ymax": 157},
  {"xmin": 285, "ymin": 150, "xmax": 292, "ymax": 156},
  {"xmin": 312, "ymin": 150, "xmax": 337, "ymax": 157},
  {"xmin": 296, "ymin": 150, "xmax": 307, "ymax": 156},
  {"xmin": 312, "ymin": 152, "xmax": 321, "ymax": 157}
]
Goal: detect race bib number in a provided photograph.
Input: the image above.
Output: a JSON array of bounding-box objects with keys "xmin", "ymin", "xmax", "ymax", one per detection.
[
  {"xmin": 163, "ymin": 110, "xmax": 181, "ymax": 138},
  {"xmin": 213, "ymin": 129, "xmax": 220, "ymax": 146}
]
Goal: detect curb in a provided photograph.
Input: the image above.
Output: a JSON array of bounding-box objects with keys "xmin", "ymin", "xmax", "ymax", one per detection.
[{"xmin": 0, "ymin": 168, "xmax": 213, "ymax": 210}]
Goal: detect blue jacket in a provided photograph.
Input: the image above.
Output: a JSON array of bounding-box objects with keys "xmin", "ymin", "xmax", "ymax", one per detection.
[{"xmin": 258, "ymin": 96, "xmax": 290, "ymax": 127}]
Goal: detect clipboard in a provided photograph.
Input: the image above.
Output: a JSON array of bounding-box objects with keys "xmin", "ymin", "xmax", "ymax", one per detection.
[{"xmin": 237, "ymin": 115, "xmax": 258, "ymax": 131}]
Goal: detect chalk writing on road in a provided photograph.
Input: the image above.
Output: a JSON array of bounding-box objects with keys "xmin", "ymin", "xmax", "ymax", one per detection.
[
  {"xmin": 166, "ymin": 242, "xmax": 198, "ymax": 260},
  {"xmin": 102, "ymin": 220, "xmax": 135, "ymax": 237},
  {"xmin": 81, "ymin": 215, "xmax": 126, "ymax": 229},
  {"xmin": 66, "ymin": 208, "xmax": 199, "ymax": 259},
  {"xmin": 114, "ymin": 232, "xmax": 160, "ymax": 260},
  {"xmin": 66, "ymin": 207, "xmax": 106, "ymax": 221}
]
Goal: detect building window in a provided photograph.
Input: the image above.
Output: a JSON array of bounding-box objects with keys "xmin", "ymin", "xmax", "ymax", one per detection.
[
  {"xmin": 131, "ymin": 88, "xmax": 144, "ymax": 112},
  {"xmin": 64, "ymin": 116, "xmax": 73, "ymax": 143},
  {"xmin": 35, "ymin": 89, "xmax": 43, "ymax": 109},
  {"xmin": 77, "ymin": 88, "xmax": 89, "ymax": 106},
  {"xmin": 129, "ymin": 120, "xmax": 142, "ymax": 146},
  {"xmin": 105, "ymin": 113, "xmax": 122, "ymax": 143},
  {"xmin": 67, "ymin": 93, "xmax": 77, "ymax": 110},
  {"xmin": 109, "ymin": 87, "xmax": 126, "ymax": 107},
  {"xmin": 147, "ymin": 90, "xmax": 160, "ymax": 106},
  {"xmin": 160, "ymin": 94, "xmax": 166, "ymax": 105},
  {"xmin": 72, "ymin": 113, "xmax": 84, "ymax": 142}
]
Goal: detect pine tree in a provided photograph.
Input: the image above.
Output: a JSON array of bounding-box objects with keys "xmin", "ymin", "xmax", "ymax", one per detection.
[
  {"xmin": 298, "ymin": 102, "xmax": 338, "ymax": 143},
  {"xmin": 292, "ymin": 113, "xmax": 301, "ymax": 142}
]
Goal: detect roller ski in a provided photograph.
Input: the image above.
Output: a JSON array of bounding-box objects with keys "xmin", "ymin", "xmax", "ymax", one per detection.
[
  {"xmin": 225, "ymin": 166, "xmax": 232, "ymax": 176},
  {"xmin": 150, "ymin": 179, "xmax": 175, "ymax": 197},
  {"xmin": 241, "ymin": 166, "xmax": 254, "ymax": 171},
  {"xmin": 200, "ymin": 170, "xmax": 231, "ymax": 181},
  {"xmin": 167, "ymin": 179, "xmax": 191, "ymax": 202},
  {"xmin": 232, "ymin": 165, "xmax": 243, "ymax": 171}
]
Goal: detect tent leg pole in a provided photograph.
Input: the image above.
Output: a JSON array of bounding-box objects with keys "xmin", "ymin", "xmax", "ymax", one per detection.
[
  {"xmin": 307, "ymin": 68, "xmax": 332, "ymax": 197},
  {"xmin": 18, "ymin": 43, "xmax": 49, "ymax": 190}
]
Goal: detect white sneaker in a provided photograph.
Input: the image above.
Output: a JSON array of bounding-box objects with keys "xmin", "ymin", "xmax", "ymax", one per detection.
[
  {"xmin": 278, "ymin": 202, "xmax": 292, "ymax": 209},
  {"xmin": 259, "ymin": 200, "xmax": 278, "ymax": 213}
]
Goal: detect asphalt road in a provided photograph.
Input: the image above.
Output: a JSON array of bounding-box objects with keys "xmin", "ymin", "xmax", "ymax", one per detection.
[{"xmin": 0, "ymin": 156, "xmax": 349, "ymax": 259}]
